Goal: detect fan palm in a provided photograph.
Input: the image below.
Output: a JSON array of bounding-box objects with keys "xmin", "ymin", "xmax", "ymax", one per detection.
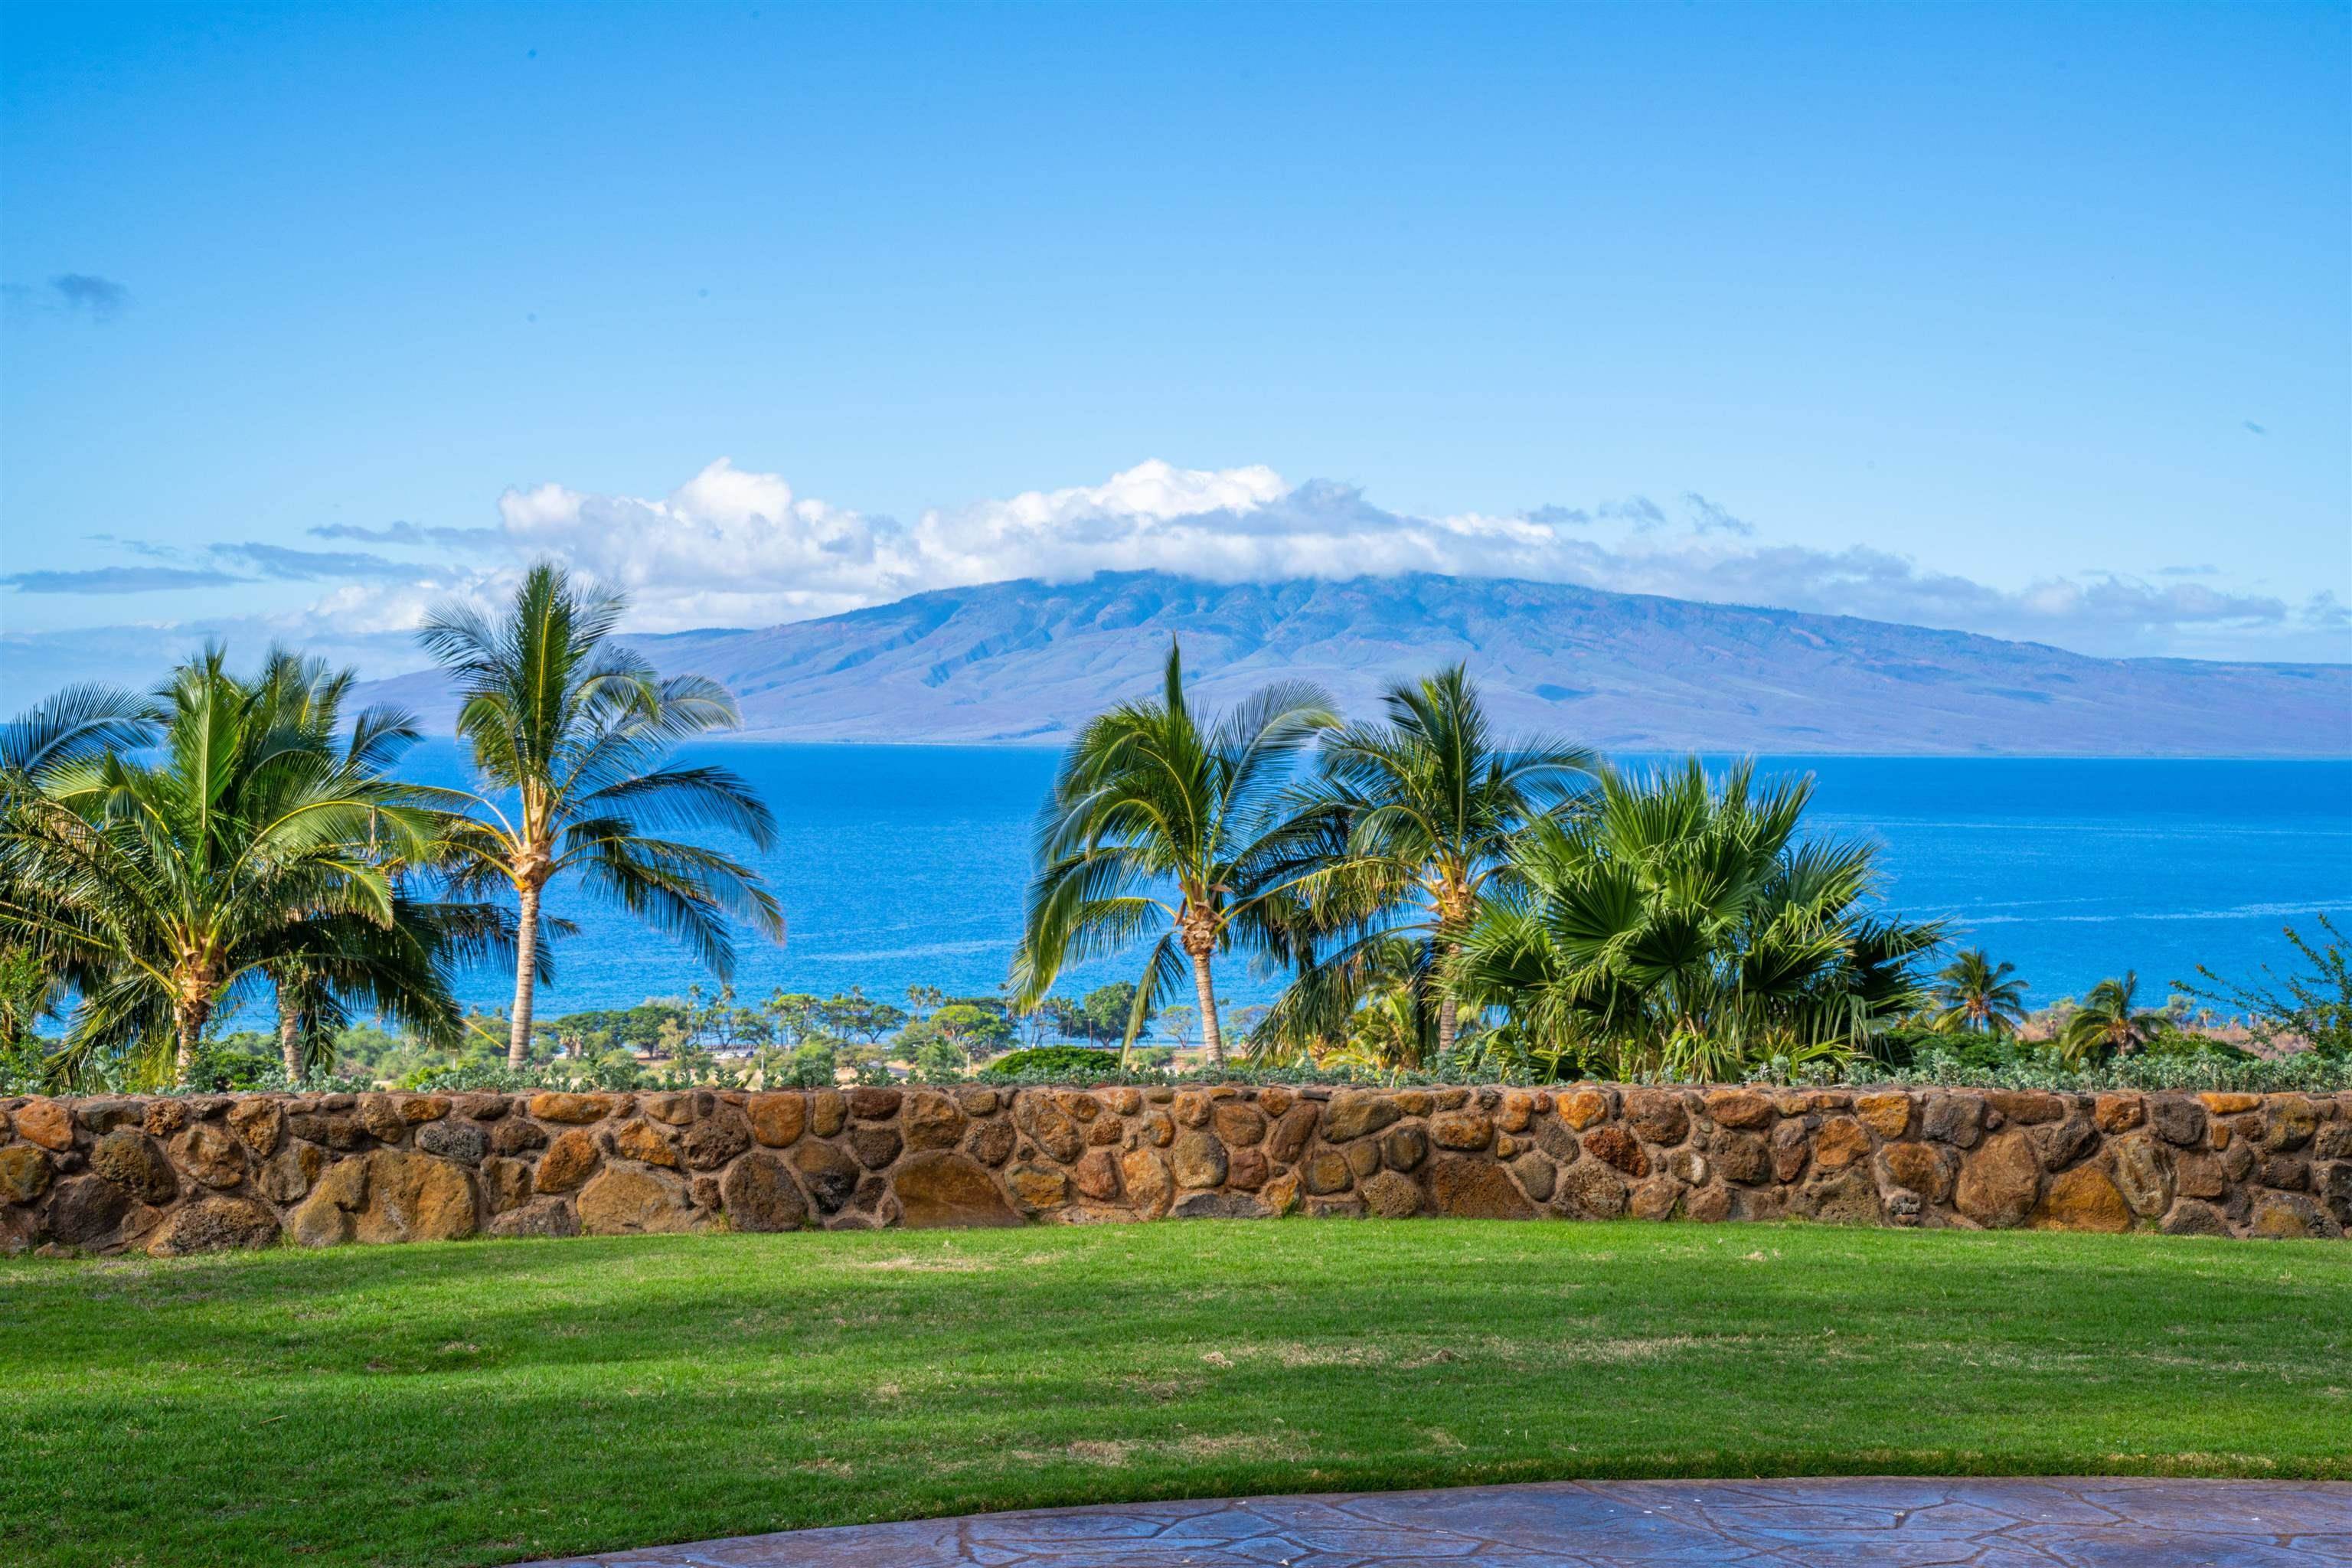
[
  {"xmin": 2057, "ymin": 972, "xmax": 2164, "ymax": 1064},
  {"xmin": 0, "ymin": 648, "xmax": 454, "ymax": 1086},
  {"xmin": 421, "ymin": 563, "xmax": 784, "ymax": 1069},
  {"xmin": 1011, "ymin": 640, "xmax": 1338, "ymax": 1064},
  {"xmin": 1932, "ymin": 948, "xmax": 2029, "ymax": 1036},
  {"xmin": 1269, "ymin": 664, "xmax": 1595, "ymax": 1059},
  {"xmin": 1457, "ymin": 758, "xmax": 1942, "ymax": 1080}
]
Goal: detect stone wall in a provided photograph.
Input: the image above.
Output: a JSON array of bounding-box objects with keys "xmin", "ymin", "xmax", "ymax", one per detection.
[{"xmin": 3, "ymin": 1083, "xmax": 2347, "ymax": 1256}]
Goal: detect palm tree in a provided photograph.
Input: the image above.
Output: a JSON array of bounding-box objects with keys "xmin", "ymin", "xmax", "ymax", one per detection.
[
  {"xmin": 234, "ymin": 649, "xmax": 514, "ymax": 1082},
  {"xmin": 1457, "ymin": 758, "xmax": 1942, "ymax": 1080},
  {"xmin": 1271, "ymin": 664, "xmax": 1595, "ymax": 1060},
  {"xmin": 0, "ymin": 649, "xmax": 456, "ymax": 1086},
  {"xmin": 0, "ymin": 682, "xmax": 160, "ymax": 1067},
  {"xmin": 1012, "ymin": 640, "xmax": 1337, "ymax": 1064},
  {"xmin": 422, "ymin": 563, "xmax": 785, "ymax": 1069},
  {"xmin": 260, "ymin": 903, "xmax": 482, "ymax": 1080},
  {"xmin": 1321, "ymin": 979, "xmax": 1437, "ymax": 1075},
  {"xmin": 2058, "ymin": 972, "xmax": 2164, "ymax": 1063},
  {"xmin": 1932, "ymin": 948, "xmax": 2029, "ymax": 1036}
]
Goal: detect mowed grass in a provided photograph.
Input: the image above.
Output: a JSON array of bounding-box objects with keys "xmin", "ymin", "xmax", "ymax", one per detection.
[{"xmin": 4, "ymin": 1223, "xmax": 2348, "ymax": 1568}]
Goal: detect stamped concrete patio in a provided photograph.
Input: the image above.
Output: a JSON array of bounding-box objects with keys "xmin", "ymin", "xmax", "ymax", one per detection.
[{"xmin": 534, "ymin": 1477, "xmax": 2352, "ymax": 1566}]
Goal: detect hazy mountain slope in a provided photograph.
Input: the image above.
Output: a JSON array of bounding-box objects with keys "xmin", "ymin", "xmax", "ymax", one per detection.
[{"xmin": 361, "ymin": 570, "xmax": 2351, "ymax": 755}]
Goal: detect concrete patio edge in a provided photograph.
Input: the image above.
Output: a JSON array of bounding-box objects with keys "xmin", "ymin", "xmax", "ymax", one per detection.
[{"xmin": 526, "ymin": 1475, "xmax": 2352, "ymax": 1566}]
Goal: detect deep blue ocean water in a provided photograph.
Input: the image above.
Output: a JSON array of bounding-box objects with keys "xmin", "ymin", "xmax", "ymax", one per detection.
[{"xmin": 401, "ymin": 744, "xmax": 2352, "ymax": 1021}]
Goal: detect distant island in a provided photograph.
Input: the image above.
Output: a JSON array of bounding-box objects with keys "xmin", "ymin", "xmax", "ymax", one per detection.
[{"xmin": 360, "ymin": 570, "xmax": 2351, "ymax": 756}]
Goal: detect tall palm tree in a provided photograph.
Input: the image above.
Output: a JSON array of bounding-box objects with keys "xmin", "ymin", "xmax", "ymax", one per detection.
[
  {"xmin": 422, "ymin": 563, "xmax": 785, "ymax": 1069},
  {"xmin": 0, "ymin": 649, "xmax": 454, "ymax": 1086},
  {"xmin": 1272, "ymin": 664, "xmax": 1595, "ymax": 1059},
  {"xmin": 2058, "ymin": 972, "xmax": 2164, "ymax": 1064},
  {"xmin": 1932, "ymin": 948, "xmax": 2029, "ymax": 1036},
  {"xmin": 1457, "ymin": 758, "xmax": 1942, "ymax": 1080},
  {"xmin": 1012, "ymin": 640, "xmax": 1337, "ymax": 1064}
]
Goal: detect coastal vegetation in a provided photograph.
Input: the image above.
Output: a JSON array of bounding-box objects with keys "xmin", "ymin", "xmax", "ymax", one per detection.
[{"xmin": 2, "ymin": 571, "xmax": 2346, "ymax": 1097}]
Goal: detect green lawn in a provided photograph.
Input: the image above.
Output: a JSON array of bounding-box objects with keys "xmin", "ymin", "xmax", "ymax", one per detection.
[{"xmin": 5, "ymin": 1224, "xmax": 2348, "ymax": 1568}]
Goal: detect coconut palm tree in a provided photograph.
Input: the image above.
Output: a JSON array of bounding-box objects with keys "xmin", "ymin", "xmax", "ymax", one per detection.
[
  {"xmin": 260, "ymin": 899, "xmax": 513, "ymax": 1080},
  {"xmin": 1011, "ymin": 640, "xmax": 1338, "ymax": 1064},
  {"xmin": 2057, "ymin": 972, "xmax": 2165, "ymax": 1063},
  {"xmin": 0, "ymin": 682, "xmax": 161, "ymax": 1064},
  {"xmin": 236, "ymin": 649, "xmax": 514, "ymax": 1081},
  {"xmin": 1457, "ymin": 758, "xmax": 1942, "ymax": 1080},
  {"xmin": 0, "ymin": 648, "xmax": 456, "ymax": 1086},
  {"xmin": 1268, "ymin": 664, "xmax": 1595, "ymax": 1060},
  {"xmin": 421, "ymin": 563, "xmax": 785, "ymax": 1069},
  {"xmin": 1932, "ymin": 948, "xmax": 2029, "ymax": 1036}
]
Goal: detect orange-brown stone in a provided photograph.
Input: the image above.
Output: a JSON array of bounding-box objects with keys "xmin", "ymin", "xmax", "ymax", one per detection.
[
  {"xmin": 1119, "ymin": 1149, "xmax": 1172, "ymax": 1217},
  {"xmin": 1855, "ymin": 1093, "xmax": 1912, "ymax": 1140},
  {"xmin": 1583, "ymin": 1125, "xmax": 1648, "ymax": 1177},
  {"xmin": 0, "ymin": 1145, "xmax": 51, "ymax": 1204},
  {"xmin": 1985, "ymin": 1090, "xmax": 2064, "ymax": 1125},
  {"xmin": 1558, "ymin": 1088, "xmax": 1612, "ymax": 1130},
  {"xmin": 1430, "ymin": 1111, "xmax": 1494, "ymax": 1151},
  {"xmin": 1702, "ymin": 1089, "xmax": 1772, "ymax": 1129},
  {"xmin": 1955, "ymin": 1129, "xmax": 2042, "ymax": 1228},
  {"xmin": 2031, "ymin": 1163, "xmax": 2134, "ymax": 1233},
  {"xmin": 534, "ymin": 1129, "xmax": 601, "ymax": 1194},
  {"xmin": 1813, "ymin": 1116, "xmax": 1873, "ymax": 1172},
  {"xmin": 1880, "ymin": 1141, "xmax": 1950, "ymax": 1201},
  {"xmin": 528, "ymin": 1093, "xmax": 616, "ymax": 1124},
  {"xmin": 2093, "ymin": 1093, "xmax": 2146, "ymax": 1133},
  {"xmin": 1071, "ymin": 1147, "xmax": 1122, "ymax": 1201},
  {"xmin": 747, "ymin": 1093, "xmax": 806, "ymax": 1148},
  {"xmin": 14, "ymin": 1099, "xmax": 73, "ymax": 1152},
  {"xmin": 1211, "ymin": 1102, "xmax": 1268, "ymax": 1148},
  {"xmin": 612, "ymin": 1119, "xmax": 678, "ymax": 1168}
]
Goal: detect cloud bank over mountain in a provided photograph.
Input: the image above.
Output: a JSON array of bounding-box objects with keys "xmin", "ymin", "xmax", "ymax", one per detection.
[
  {"xmin": 4, "ymin": 458, "xmax": 2344, "ymax": 704},
  {"xmin": 460, "ymin": 458, "xmax": 2330, "ymax": 656}
]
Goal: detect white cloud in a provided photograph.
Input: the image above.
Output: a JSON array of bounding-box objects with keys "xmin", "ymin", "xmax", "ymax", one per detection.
[
  {"xmin": 489, "ymin": 458, "xmax": 926, "ymax": 629},
  {"xmin": 21, "ymin": 456, "xmax": 2348, "ymax": 662}
]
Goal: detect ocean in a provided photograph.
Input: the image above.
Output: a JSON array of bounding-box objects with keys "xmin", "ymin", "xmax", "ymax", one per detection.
[{"xmin": 397, "ymin": 744, "xmax": 2351, "ymax": 1023}]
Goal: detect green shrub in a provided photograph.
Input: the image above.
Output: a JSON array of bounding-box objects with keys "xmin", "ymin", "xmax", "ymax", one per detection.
[
  {"xmin": 2141, "ymin": 1031, "xmax": 2254, "ymax": 1062},
  {"xmin": 983, "ymin": 1044, "xmax": 1128, "ymax": 1078}
]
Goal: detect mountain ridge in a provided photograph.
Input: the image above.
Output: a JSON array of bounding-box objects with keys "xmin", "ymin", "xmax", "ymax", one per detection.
[{"xmin": 357, "ymin": 570, "xmax": 2352, "ymax": 756}]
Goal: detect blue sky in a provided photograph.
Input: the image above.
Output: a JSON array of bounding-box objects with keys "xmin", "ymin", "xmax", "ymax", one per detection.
[{"xmin": 2, "ymin": 1, "xmax": 2347, "ymax": 694}]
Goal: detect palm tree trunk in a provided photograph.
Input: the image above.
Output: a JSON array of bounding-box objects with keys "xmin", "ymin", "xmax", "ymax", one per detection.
[
  {"xmin": 1191, "ymin": 949, "xmax": 1223, "ymax": 1067},
  {"xmin": 279, "ymin": 998, "xmax": 302, "ymax": 1083},
  {"xmin": 508, "ymin": 880, "xmax": 541, "ymax": 1070},
  {"xmin": 1433, "ymin": 926, "xmax": 1465, "ymax": 1060},
  {"xmin": 175, "ymin": 1006, "xmax": 204, "ymax": 1088}
]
